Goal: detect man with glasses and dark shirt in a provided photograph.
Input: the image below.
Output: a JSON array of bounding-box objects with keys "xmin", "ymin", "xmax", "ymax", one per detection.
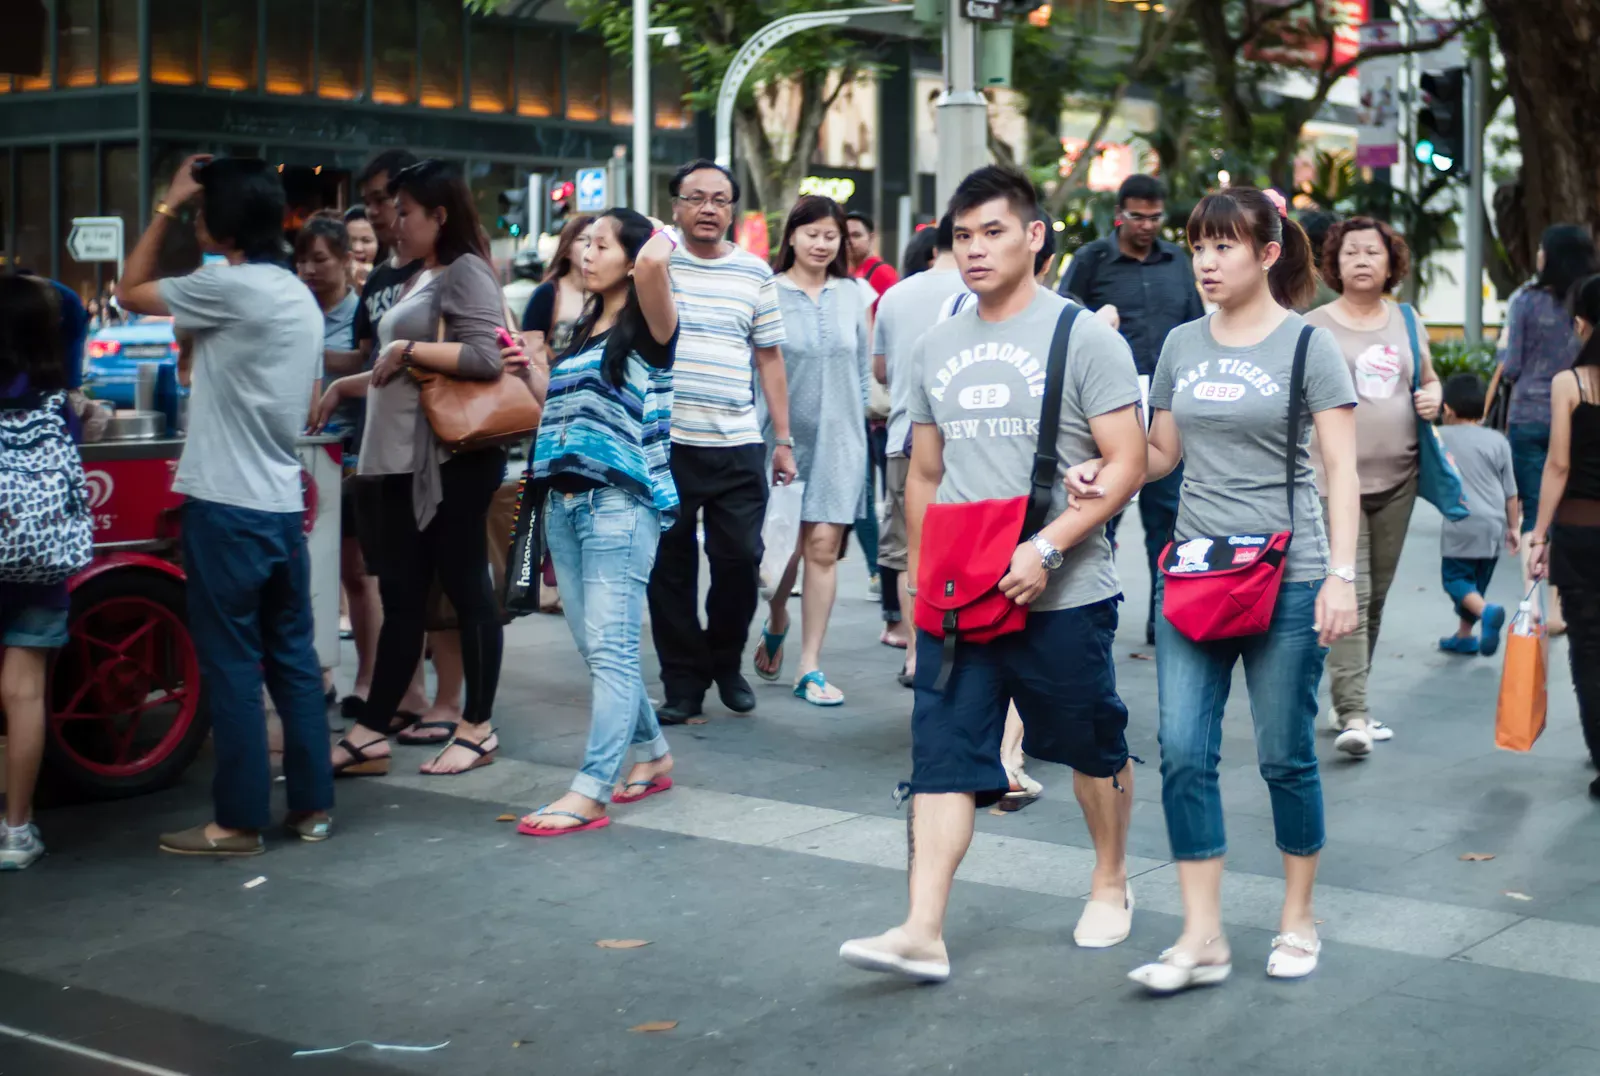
[
  {"xmin": 648, "ymin": 160, "xmax": 797, "ymax": 724},
  {"xmin": 1058, "ymin": 174, "xmax": 1204, "ymax": 644}
]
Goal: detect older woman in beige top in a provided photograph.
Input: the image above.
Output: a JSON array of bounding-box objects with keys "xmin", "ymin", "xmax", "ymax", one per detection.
[
  {"xmin": 314, "ymin": 160, "xmax": 543, "ymax": 779},
  {"xmin": 1307, "ymin": 217, "xmax": 1441, "ymax": 757}
]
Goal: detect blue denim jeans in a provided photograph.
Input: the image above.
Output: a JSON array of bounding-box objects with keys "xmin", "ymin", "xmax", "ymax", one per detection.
[
  {"xmin": 546, "ymin": 487, "xmax": 669, "ymax": 803},
  {"xmin": 1509, "ymin": 423, "xmax": 1550, "ymax": 534},
  {"xmin": 1155, "ymin": 579, "xmax": 1327, "ymax": 860},
  {"xmin": 183, "ymin": 498, "xmax": 333, "ymax": 831}
]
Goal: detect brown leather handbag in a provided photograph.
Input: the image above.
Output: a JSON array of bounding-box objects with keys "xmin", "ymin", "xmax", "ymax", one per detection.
[{"xmin": 412, "ymin": 300, "xmax": 542, "ymax": 452}]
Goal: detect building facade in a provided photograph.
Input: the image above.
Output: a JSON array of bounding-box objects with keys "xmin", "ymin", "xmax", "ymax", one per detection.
[{"xmin": 0, "ymin": 0, "xmax": 697, "ymax": 299}]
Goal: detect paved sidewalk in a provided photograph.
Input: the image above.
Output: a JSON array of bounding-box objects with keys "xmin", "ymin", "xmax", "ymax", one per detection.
[{"xmin": 3, "ymin": 506, "xmax": 1599, "ymax": 1076}]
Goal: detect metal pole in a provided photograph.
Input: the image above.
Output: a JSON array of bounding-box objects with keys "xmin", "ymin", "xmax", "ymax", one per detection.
[
  {"xmin": 632, "ymin": 0, "xmax": 650, "ymax": 212},
  {"xmin": 1463, "ymin": 50, "xmax": 1488, "ymax": 345},
  {"xmin": 935, "ymin": 4, "xmax": 989, "ymax": 211}
]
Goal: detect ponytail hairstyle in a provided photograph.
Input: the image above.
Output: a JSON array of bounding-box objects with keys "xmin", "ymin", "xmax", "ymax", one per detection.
[
  {"xmin": 1568, "ymin": 273, "xmax": 1600, "ymax": 369},
  {"xmin": 561, "ymin": 207, "xmax": 656, "ymax": 389},
  {"xmin": 1185, "ymin": 186, "xmax": 1319, "ymax": 310}
]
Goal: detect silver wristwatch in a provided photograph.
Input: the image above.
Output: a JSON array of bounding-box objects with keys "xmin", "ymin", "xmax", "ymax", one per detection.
[
  {"xmin": 774, "ymin": 437, "xmax": 795, "ymax": 448},
  {"xmin": 1327, "ymin": 565, "xmax": 1356, "ymax": 584},
  {"xmin": 1031, "ymin": 534, "xmax": 1064, "ymax": 571}
]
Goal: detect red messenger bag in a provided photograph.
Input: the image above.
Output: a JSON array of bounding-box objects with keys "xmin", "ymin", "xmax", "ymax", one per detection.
[
  {"xmin": 1158, "ymin": 324, "xmax": 1313, "ymax": 641},
  {"xmin": 914, "ymin": 305, "xmax": 1079, "ymax": 690}
]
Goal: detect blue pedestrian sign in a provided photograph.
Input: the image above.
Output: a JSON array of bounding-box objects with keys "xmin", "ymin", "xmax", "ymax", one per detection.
[{"xmin": 576, "ymin": 167, "xmax": 608, "ymax": 213}]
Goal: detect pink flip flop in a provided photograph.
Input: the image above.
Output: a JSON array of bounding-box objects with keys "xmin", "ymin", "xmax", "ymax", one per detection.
[
  {"xmin": 612, "ymin": 777, "xmax": 674, "ymax": 804},
  {"xmin": 516, "ymin": 808, "xmax": 611, "ymax": 837}
]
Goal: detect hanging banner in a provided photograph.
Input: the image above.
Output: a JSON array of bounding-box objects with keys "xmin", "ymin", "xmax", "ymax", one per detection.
[
  {"xmin": 1244, "ymin": 0, "xmax": 1367, "ymax": 71},
  {"xmin": 1355, "ymin": 21, "xmax": 1401, "ymax": 168}
]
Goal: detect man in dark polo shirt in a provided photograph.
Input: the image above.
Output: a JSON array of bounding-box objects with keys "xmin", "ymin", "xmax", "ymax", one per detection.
[{"xmin": 1058, "ymin": 174, "xmax": 1204, "ymax": 644}]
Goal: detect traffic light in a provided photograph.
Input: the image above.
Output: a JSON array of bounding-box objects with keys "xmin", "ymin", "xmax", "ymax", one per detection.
[
  {"xmin": 548, "ymin": 179, "xmax": 575, "ymax": 231},
  {"xmin": 1416, "ymin": 67, "xmax": 1466, "ymax": 177},
  {"xmin": 497, "ymin": 189, "xmax": 527, "ymax": 237}
]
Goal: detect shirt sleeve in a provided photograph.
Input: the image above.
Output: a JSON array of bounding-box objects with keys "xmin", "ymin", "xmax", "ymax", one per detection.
[
  {"xmin": 869, "ymin": 262, "xmax": 899, "ymax": 298},
  {"xmin": 1070, "ymin": 312, "xmax": 1142, "ymax": 419},
  {"xmin": 856, "ymin": 302, "xmax": 873, "ymax": 408},
  {"xmin": 1303, "ymin": 325, "xmax": 1358, "ymax": 413},
  {"xmin": 906, "ymin": 333, "xmax": 934, "ymax": 424},
  {"xmin": 871, "ymin": 297, "xmax": 888, "ymax": 357},
  {"xmin": 438, "ymin": 255, "xmax": 506, "ymax": 380},
  {"xmin": 353, "ymin": 281, "xmax": 375, "ymax": 346},
  {"xmin": 637, "ymin": 325, "xmax": 678, "ymax": 370},
  {"xmin": 752, "ymin": 272, "xmax": 786, "ymax": 349},
  {"xmin": 158, "ymin": 265, "xmax": 235, "ymax": 333},
  {"xmin": 1148, "ymin": 331, "xmax": 1179, "ymax": 411},
  {"xmin": 1058, "ymin": 244, "xmax": 1095, "ymax": 305},
  {"xmin": 522, "ymin": 281, "xmax": 555, "ymax": 335}
]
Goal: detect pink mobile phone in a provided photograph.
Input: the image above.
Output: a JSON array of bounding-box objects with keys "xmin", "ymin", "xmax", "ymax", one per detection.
[{"xmin": 496, "ymin": 328, "xmax": 517, "ymax": 348}]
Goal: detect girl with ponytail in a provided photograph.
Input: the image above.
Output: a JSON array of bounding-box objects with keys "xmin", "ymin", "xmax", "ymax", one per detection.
[
  {"xmin": 1527, "ymin": 272, "xmax": 1600, "ymax": 799},
  {"xmin": 1066, "ymin": 184, "xmax": 1360, "ymax": 992}
]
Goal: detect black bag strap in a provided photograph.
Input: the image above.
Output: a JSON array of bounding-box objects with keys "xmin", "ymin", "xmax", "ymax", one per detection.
[
  {"xmin": 1023, "ymin": 303, "xmax": 1081, "ymax": 538},
  {"xmin": 1284, "ymin": 324, "xmax": 1312, "ymax": 534}
]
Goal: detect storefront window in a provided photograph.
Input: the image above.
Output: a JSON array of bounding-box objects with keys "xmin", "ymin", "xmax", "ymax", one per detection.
[
  {"xmin": 317, "ymin": 0, "xmax": 365, "ymax": 100},
  {"xmin": 514, "ymin": 29, "xmax": 558, "ymax": 117},
  {"xmin": 566, "ymin": 36, "xmax": 606, "ymax": 123},
  {"xmin": 265, "ymin": 0, "xmax": 313, "ymax": 95},
  {"xmin": 418, "ymin": 0, "xmax": 461, "ymax": 109},
  {"xmin": 609, "ymin": 55, "xmax": 633, "ymax": 127},
  {"xmin": 372, "ymin": 0, "xmax": 416, "ymax": 105},
  {"xmin": 102, "ymin": 145, "xmax": 140, "ymax": 252},
  {"xmin": 100, "ymin": 0, "xmax": 139, "ymax": 84},
  {"xmin": 59, "ymin": 147, "xmax": 100, "ymax": 298},
  {"xmin": 58, "ymin": 0, "xmax": 98, "ymax": 87},
  {"xmin": 469, "ymin": 24, "xmax": 511, "ymax": 113},
  {"xmin": 15, "ymin": 151, "xmax": 50, "ymax": 276},
  {"xmin": 654, "ymin": 59, "xmax": 690, "ymax": 129},
  {"xmin": 151, "ymin": 0, "xmax": 202, "ymax": 85},
  {"xmin": 17, "ymin": 7, "xmax": 50, "ymax": 89},
  {"xmin": 206, "ymin": 0, "xmax": 257, "ymax": 91}
]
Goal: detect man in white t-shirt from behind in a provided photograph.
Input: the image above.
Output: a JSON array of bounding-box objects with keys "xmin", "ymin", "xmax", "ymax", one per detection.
[{"xmin": 116, "ymin": 155, "xmax": 333, "ymax": 857}]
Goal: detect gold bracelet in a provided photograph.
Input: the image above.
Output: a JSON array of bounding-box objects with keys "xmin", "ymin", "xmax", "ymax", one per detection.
[
  {"xmin": 154, "ymin": 202, "xmax": 180, "ymax": 221},
  {"xmin": 1528, "ymin": 537, "xmax": 1548, "ymax": 547}
]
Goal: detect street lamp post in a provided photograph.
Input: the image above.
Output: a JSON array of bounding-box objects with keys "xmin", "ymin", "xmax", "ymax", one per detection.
[
  {"xmin": 633, "ymin": 0, "xmax": 650, "ymax": 212},
  {"xmin": 936, "ymin": 2, "xmax": 989, "ymax": 210}
]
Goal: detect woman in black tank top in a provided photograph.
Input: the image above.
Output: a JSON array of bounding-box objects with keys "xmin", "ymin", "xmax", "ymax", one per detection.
[{"xmin": 1528, "ymin": 273, "xmax": 1600, "ymax": 798}]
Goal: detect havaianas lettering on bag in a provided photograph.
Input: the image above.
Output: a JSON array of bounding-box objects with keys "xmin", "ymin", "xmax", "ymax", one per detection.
[
  {"xmin": 914, "ymin": 304, "xmax": 1081, "ymax": 690},
  {"xmin": 1158, "ymin": 325, "xmax": 1312, "ymax": 642}
]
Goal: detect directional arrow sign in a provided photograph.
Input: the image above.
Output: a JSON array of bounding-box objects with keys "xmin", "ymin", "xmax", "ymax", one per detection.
[
  {"xmin": 963, "ymin": 0, "xmax": 1000, "ymax": 21},
  {"xmin": 575, "ymin": 167, "xmax": 608, "ymax": 213},
  {"xmin": 67, "ymin": 216, "xmax": 124, "ymax": 263}
]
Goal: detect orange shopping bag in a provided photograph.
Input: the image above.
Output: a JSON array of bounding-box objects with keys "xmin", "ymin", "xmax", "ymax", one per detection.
[{"xmin": 1495, "ymin": 592, "xmax": 1549, "ymax": 752}]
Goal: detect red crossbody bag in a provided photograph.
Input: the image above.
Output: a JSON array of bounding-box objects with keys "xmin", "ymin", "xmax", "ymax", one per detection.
[
  {"xmin": 914, "ymin": 306, "xmax": 1079, "ymax": 689},
  {"xmin": 1158, "ymin": 324, "xmax": 1312, "ymax": 641}
]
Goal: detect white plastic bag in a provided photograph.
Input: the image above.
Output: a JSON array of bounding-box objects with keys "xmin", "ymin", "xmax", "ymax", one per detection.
[{"xmin": 759, "ymin": 480, "xmax": 805, "ymax": 588}]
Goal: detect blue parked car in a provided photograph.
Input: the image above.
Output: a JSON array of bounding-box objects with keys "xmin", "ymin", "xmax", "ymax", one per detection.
[{"xmin": 84, "ymin": 316, "xmax": 181, "ymax": 408}]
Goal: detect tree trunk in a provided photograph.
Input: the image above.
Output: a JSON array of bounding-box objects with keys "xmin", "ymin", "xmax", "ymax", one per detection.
[{"xmin": 1483, "ymin": 0, "xmax": 1600, "ymax": 259}]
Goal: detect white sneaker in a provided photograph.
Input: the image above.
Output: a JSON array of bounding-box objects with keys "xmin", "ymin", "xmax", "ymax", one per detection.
[
  {"xmin": 1328, "ymin": 707, "xmax": 1392, "ymax": 741},
  {"xmin": 839, "ymin": 928, "xmax": 950, "ymax": 983},
  {"xmin": 1335, "ymin": 727, "xmax": 1373, "ymax": 757},
  {"xmin": 0, "ymin": 823, "xmax": 45, "ymax": 871},
  {"xmin": 1074, "ymin": 886, "xmax": 1134, "ymax": 948}
]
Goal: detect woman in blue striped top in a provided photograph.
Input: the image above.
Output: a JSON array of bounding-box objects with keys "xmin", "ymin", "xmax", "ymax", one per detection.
[{"xmin": 519, "ymin": 209, "xmax": 681, "ymax": 836}]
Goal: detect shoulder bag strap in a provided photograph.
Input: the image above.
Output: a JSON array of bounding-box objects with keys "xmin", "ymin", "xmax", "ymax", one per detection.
[
  {"xmin": 1285, "ymin": 324, "xmax": 1313, "ymax": 534},
  {"xmin": 1024, "ymin": 304, "xmax": 1080, "ymax": 536},
  {"xmin": 1400, "ymin": 302, "xmax": 1423, "ymax": 387}
]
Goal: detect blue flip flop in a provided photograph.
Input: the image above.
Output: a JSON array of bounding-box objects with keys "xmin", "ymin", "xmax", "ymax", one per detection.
[
  {"xmin": 754, "ymin": 619, "xmax": 787, "ymax": 682},
  {"xmin": 1479, "ymin": 604, "xmax": 1507, "ymax": 656},
  {"xmin": 1439, "ymin": 634, "xmax": 1480, "ymax": 655},
  {"xmin": 794, "ymin": 670, "xmax": 844, "ymax": 707}
]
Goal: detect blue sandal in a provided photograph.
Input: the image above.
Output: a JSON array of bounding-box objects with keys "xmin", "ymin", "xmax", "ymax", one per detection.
[
  {"xmin": 794, "ymin": 670, "xmax": 844, "ymax": 706},
  {"xmin": 753, "ymin": 620, "xmax": 787, "ymax": 682},
  {"xmin": 1439, "ymin": 634, "xmax": 1480, "ymax": 655}
]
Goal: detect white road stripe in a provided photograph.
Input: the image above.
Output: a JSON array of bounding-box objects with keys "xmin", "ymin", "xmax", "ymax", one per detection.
[
  {"xmin": 382, "ymin": 760, "xmax": 1569, "ymax": 973},
  {"xmin": 0, "ymin": 1021, "xmax": 192, "ymax": 1076}
]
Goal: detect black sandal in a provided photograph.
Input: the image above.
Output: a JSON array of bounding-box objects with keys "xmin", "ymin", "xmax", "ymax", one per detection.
[
  {"xmin": 396, "ymin": 720, "xmax": 458, "ymax": 746},
  {"xmin": 422, "ymin": 733, "xmax": 497, "ymax": 775},
  {"xmin": 333, "ymin": 737, "xmax": 390, "ymax": 778},
  {"xmin": 384, "ymin": 709, "xmax": 424, "ymax": 735}
]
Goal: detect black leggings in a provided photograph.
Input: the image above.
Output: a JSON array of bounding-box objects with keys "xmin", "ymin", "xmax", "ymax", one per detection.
[
  {"xmin": 358, "ymin": 449, "xmax": 506, "ymax": 734},
  {"xmin": 1551, "ymin": 523, "xmax": 1600, "ymax": 768}
]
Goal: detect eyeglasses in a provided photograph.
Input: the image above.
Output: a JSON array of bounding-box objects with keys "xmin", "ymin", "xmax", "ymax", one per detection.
[
  {"xmin": 676, "ymin": 194, "xmax": 735, "ymax": 209},
  {"xmin": 1123, "ymin": 211, "xmax": 1164, "ymax": 224}
]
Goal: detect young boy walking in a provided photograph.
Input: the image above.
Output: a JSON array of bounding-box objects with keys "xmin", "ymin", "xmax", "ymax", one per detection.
[{"xmin": 1437, "ymin": 373, "xmax": 1521, "ymax": 656}]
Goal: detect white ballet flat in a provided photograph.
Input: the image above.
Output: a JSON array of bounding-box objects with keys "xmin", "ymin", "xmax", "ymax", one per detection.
[
  {"xmin": 1128, "ymin": 946, "xmax": 1232, "ymax": 995},
  {"xmin": 1266, "ymin": 932, "xmax": 1322, "ymax": 979}
]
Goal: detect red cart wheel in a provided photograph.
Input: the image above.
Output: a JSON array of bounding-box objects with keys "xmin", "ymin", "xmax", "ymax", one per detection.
[{"xmin": 45, "ymin": 569, "xmax": 209, "ymax": 799}]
